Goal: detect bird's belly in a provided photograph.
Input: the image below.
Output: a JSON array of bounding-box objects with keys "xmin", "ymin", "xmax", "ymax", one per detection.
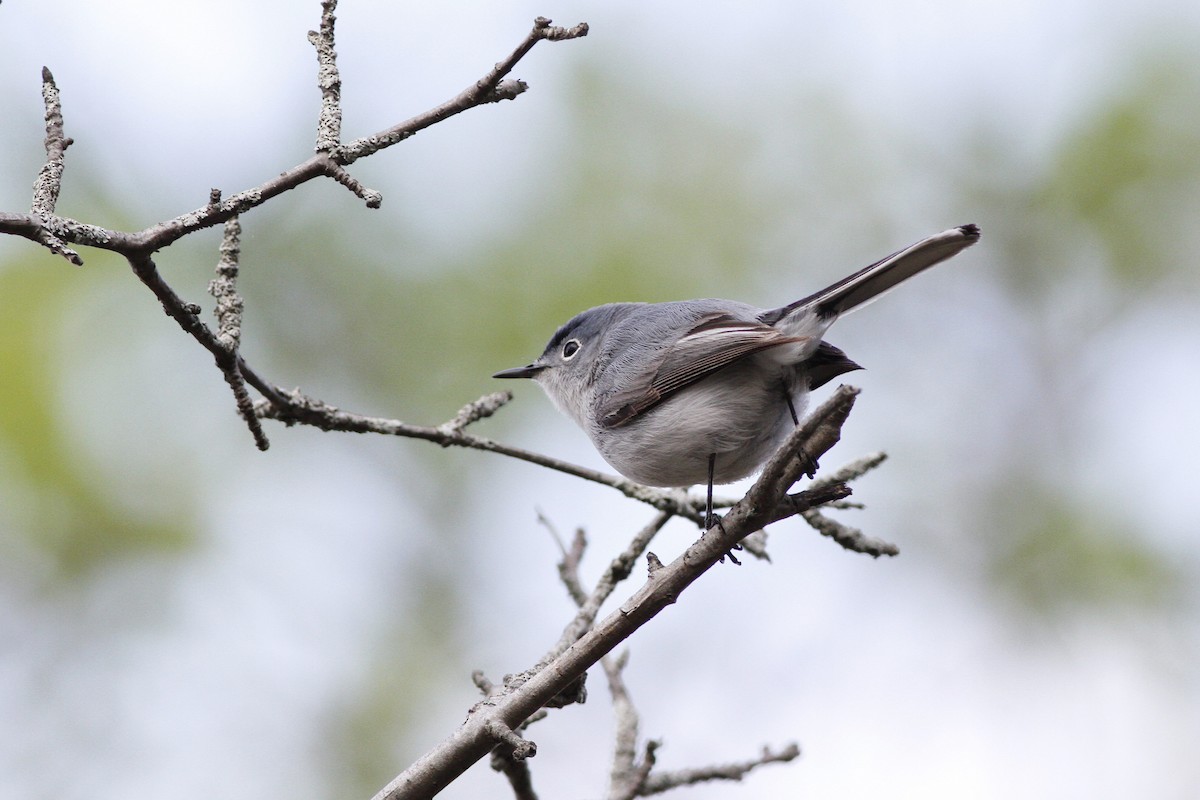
[{"xmin": 591, "ymin": 363, "xmax": 804, "ymax": 487}]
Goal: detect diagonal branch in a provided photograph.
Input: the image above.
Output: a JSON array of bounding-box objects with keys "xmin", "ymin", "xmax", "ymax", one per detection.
[
  {"xmin": 0, "ymin": 16, "xmax": 588, "ymax": 261},
  {"xmin": 539, "ymin": 512, "xmax": 672, "ymax": 667},
  {"xmin": 336, "ymin": 17, "xmax": 589, "ymax": 164},
  {"xmin": 369, "ymin": 387, "xmax": 858, "ymax": 800}
]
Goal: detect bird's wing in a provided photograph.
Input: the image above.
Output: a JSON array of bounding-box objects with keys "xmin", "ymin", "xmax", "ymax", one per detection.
[{"xmin": 598, "ymin": 312, "xmax": 805, "ymax": 428}]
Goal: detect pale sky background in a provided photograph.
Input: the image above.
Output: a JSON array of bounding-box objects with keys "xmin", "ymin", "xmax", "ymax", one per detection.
[{"xmin": 2, "ymin": 1, "xmax": 1199, "ymax": 799}]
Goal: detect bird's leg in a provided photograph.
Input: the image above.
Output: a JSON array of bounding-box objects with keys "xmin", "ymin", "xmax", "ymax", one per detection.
[
  {"xmin": 786, "ymin": 393, "xmax": 800, "ymax": 426},
  {"xmin": 705, "ymin": 453, "xmax": 720, "ymax": 530},
  {"xmin": 707, "ymin": 453, "xmax": 742, "ymax": 566},
  {"xmin": 785, "ymin": 391, "xmax": 818, "ymax": 479}
]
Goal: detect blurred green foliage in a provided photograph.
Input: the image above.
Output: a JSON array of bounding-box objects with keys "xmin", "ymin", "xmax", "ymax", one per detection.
[
  {"xmin": 986, "ymin": 482, "xmax": 1182, "ymax": 616},
  {"xmin": 1005, "ymin": 57, "xmax": 1200, "ymax": 294},
  {"xmin": 0, "ymin": 254, "xmax": 193, "ymax": 577}
]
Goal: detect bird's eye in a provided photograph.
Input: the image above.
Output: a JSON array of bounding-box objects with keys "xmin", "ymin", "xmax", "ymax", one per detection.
[{"xmin": 562, "ymin": 339, "xmax": 581, "ymax": 359}]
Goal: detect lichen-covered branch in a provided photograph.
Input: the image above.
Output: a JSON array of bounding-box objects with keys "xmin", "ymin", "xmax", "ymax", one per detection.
[{"xmin": 0, "ymin": 13, "xmax": 586, "ymax": 263}]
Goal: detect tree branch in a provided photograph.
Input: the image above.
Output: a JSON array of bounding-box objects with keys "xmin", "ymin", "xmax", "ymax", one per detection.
[
  {"xmin": 255, "ymin": 389, "xmax": 707, "ymax": 518},
  {"xmin": 0, "ymin": 5, "xmax": 588, "ymax": 463},
  {"xmin": 0, "ymin": 13, "xmax": 587, "ymax": 261},
  {"xmin": 369, "ymin": 387, "xmax": 858, "ymax": 800}
]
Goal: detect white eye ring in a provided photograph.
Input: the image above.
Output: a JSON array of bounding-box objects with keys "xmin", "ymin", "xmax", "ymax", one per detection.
[{"xmin": 562, "ymin": 339, "xmax": 581, "ymax": 359}]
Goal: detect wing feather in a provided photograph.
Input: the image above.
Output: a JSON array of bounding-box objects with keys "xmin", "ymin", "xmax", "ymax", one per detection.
[{"xmin": 599, "ymin": 313, "xmax": 804, "ymax": 428}]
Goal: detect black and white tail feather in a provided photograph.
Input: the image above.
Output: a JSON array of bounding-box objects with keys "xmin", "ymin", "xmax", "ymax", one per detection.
[{"xmin": 760, "ymin": 224, "xmax": 981, "ymax": 325}]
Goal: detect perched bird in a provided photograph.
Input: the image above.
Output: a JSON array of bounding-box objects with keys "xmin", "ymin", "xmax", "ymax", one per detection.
[{"xmin": 495, "ymin": 225, "xmax": 980, "ymax": 518}]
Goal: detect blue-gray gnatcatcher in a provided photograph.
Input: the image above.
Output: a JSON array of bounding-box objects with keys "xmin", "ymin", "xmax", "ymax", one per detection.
[{"xmin": 495, "ymin": 225, "xmax": 980, "ymax": 504}]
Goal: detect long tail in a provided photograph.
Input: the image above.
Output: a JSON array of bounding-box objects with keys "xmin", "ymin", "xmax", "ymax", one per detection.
[{"xmin": 760, "ymin": 224, "xmax": 980, "ymax": 324}]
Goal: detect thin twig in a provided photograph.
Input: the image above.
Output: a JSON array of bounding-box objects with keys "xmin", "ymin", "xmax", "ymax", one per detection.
[
  {"xmin": 336, "ymin": 17, "xmax": 589, "ymax": 164},
  {"xmin": 800, "ymin": 508, "xmax": 899, "ymax": 557},
  {"xmin": 808, "ymin": 451, "xmax": 888, "ymax": 490},
  {"xmin": 537, "ymin": 513, "xmax": 589, "ymax": 606},
  {"xmin": 438, "ymin": 392, "xmax": 516, "ymax": 436},
  {"xmin": 323, "ymin": 161, "xmax": 383, "ymax": 207},
  {"xmin": 209, "ymin": 217, "xmax": 245, "ymax": 351},
  {"xmin": 255, "ymin": 388, "xmax": 702, "ymax": 515},
  {"xmin": 206, "ymin": 217, "xmax": 270, "ymax": 450},
  {"xmin": 484, "ymin": 719, "xmax": 536, "ymax": 761},
  {"xmin": 32, "ymin": 67, "xmax": 69, "ymax": 215},
  {"xmin": 639, "ymin": 744, "xmax": 801, "ymax": 795},
  {"xmin": 308, "ymin": 0, "xmax": 343, "ymax": 152},
  {"xmin": 29, "ymin": 67, "xmax": 80, "ymax": 265},
  {"xmin": 489, "ymin": 749, "xmax": 538, "ymax": 800},
  {"xmin": 603, "ymin": 651, "xmax": 647, "ymax": 800}
]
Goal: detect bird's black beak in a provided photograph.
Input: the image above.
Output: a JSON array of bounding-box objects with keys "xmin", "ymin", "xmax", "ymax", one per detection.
[{"xmin": 493, "ymin": 363, "xmax": 545, "ymax": 379}]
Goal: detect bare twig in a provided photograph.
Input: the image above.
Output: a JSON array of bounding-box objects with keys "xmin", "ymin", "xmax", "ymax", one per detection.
[
  {"xmin": 206, "ymin": 217, "xmax": 270, "ymax": 450},
  {"xmin": 209, "ymin": 217, "xmax": 245, "ymax": 351},
  {"xmin": 787, "ymin": 450, "xmax": 898, "ymax": 555},
  {"xmin": 28, "ymin": 67, "xmax": 80, "ymax": 265},
  {"xmin": 308, "ymin": 0, "xmax": 343, "ymax": 152},
  {"xmin": 255, "ymin": 388, "xmax": 707, "ymax": 516},
  {"xmin": 439, "ymin": 392, "xmax": 516, "ymax": 436},
  {"xmin": 305, "ymin": 2, "xmax": 388, "ymax": 206},
  {"xmin": 538, "ymin": 513, "xmax": 589, "ymax": 606},
  {"xmin": 800, "ymin": 508, "xmax": 899, "ymax": 557},
  {"xmin": 603, "ymin": 651, "xmax": 653, "ymax": 800},
  {"xmin": 639, "ymin": 744, "xmax": 801, "ymax": 795},
  {"xmin": 489, "ymin": 748, "xmax": 538, "ymax": 800},
  {"xmin": 323, "ymin": 160, "xmax": 383, "ymax": 208},
  {"xmin": 479, "ymin": 669, "xmax": 542, "ymax": 799},
  {"xmin": 484, "ymin": 719, "xmax": 536, "ymax": 761},
  {"xmin": 32, "ymin": 67, "xmax": 69, "ymax": 215},
  {"xmin": 336, "ymin": 17, "xmax": 589, "ymax": 164},
  {"xmin": 472, "ymin": 670, "xmax": 496, "ymax": 697},
  {"xmin": 484, "ymin": 715, "xmax": 544, "ymax": 800},
  {"xmin": 808, "ymin": 451, "xmax": 888, "ymax": 490}
]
